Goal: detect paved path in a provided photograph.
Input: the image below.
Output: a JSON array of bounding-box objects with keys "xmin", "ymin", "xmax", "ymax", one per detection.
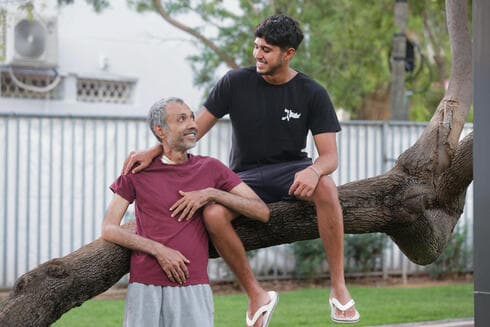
[{"xmin": 371, "ymin": 318, "xmax": 474, "ymax": 327}]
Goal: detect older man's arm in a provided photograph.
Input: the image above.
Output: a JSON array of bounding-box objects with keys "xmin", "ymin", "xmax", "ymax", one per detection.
[
  {"xmin": 170, "ymin": 182, "xmax": 270, "ymax": 223},
  {"xmin": 101, "ymin": 194, "xmax": 190, "ymax": 284}
]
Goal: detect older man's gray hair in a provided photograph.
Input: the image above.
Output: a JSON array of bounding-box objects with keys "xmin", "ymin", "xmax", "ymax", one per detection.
[{"xmin": 148, "ymin": 97, "xmax": 185, "ymax": 142}]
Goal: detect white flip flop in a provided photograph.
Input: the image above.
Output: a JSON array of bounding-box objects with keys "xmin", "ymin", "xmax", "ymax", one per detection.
[
  {"xmin": 329, "ymin": 297, "xmax": 360, "ymax": 324},
  {"xmin": 246, "ymin": 291, "xmax": 279, "ymax": 327}
]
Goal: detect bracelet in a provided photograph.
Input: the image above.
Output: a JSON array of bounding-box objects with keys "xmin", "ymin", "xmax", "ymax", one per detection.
[{"xmin": 308, "ymin": 165, "xmax": 322, "ymax": 178}]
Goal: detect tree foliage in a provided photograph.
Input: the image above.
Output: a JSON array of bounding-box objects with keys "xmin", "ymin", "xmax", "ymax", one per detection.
[
  {"xmin": 132, "ymin": 0, "xmax": 454, "ymax": 119},
  {"xmin": 132, "ymin": 0, "xmax": 397, "ymax": 115},
  {"xmin": 51, "ymin": 0, "xmax": 455, "ymax": 119}
]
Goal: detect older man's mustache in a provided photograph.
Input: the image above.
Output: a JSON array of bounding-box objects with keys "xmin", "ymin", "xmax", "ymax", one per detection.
[{"xmin": 183, "ymin": 128, "xmax": 198, "ymax": 136}]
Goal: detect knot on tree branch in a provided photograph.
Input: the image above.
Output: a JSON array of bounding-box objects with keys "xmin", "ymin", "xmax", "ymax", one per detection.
[{"xmin": 46, "ymin": 260, "xmax": 70, "ymax": 279}]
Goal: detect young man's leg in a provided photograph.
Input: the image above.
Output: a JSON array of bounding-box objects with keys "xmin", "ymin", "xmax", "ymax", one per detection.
[
  {"xmin": 203, "ymin": 204, "xmax": 272, "ymax": 327},
  {"xmin": 312, "ymin": 175, "xmax": 358, "ymax": 319},
  {"xmin": 251, "ymin": 159, "xmax": 358, "ymax": 320}
]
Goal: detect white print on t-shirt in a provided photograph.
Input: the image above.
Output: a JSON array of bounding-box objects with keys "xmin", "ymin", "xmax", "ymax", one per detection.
[{"xmin": 281, "ymin": 108, "xmax": 302, "ymax": 122}]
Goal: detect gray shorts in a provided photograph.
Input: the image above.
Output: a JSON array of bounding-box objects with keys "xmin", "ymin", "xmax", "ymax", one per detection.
[
  {"xmin": 238, "ymin": 158, "xmax": 313, "ymax": 203},
  {"xmin": 123, "ymin": 283, "xmax": 214, "ymax": 327}
]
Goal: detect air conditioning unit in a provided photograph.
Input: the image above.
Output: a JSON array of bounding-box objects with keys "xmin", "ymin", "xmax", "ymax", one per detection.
[{"xmin": 1, "ymin": 14, "xmax": 58, "ymax": 68}]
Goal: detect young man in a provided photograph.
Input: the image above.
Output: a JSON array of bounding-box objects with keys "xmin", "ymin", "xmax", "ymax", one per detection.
[
  {"xmin": 102, "ymin": 97, "xmax": 275, "ymax": 327},
  {"xmin": 124, "ymin": 15, "xmax": 359, "ymax": 325}
]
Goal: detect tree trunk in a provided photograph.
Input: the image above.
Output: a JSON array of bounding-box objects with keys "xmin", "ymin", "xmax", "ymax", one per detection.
[
  {"xmin": 422, "ymin": 10, "xmax": 448, "ymax": 89},
  {"xmin": 0, "ymin": 1, "xmax": 472, "ymax": 326},
  {"xmin": 358, "ymin": 86, "xmax": 391, "ymax": 120},
  {"xmin": 390, "ymin": 0, "xmax": 408, "ymax": 120}
]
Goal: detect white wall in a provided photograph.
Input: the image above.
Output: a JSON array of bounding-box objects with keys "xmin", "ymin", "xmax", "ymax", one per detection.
[{"xmin": 1, "ymin": 0, "xmax": 204, "ymax": 115}]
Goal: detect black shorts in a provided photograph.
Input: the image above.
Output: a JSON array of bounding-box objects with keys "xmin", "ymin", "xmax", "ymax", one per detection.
[{"xmin": 237, "ymin": 158, "xmax": 312, "ymax": 203}]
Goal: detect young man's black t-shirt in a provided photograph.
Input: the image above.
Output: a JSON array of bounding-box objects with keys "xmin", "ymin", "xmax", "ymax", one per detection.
[{"xmin": 204, "ymin": 66, "xmax": 341, "ymax": 172}]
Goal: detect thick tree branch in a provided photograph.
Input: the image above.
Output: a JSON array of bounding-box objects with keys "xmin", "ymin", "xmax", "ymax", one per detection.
[
  {"xmin": 396, "ymin": 0, "xmax": 472, "ymax": 179},
  {"xmin": 437, "ymin": 132, "xmax": 473, "ymax": 200},
  {"xmin": 153, "ymin": 0, "xmax": 239, "ymax": 69},
  {"xmin": 0, "ymin": 240, "xmax": 130, "ymax": 326}
]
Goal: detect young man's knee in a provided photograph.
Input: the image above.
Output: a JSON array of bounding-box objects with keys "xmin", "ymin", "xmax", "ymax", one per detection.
[
  {"xmin": 203, "ymin": 204, "xmax": 234, "ymax": 231},
  {"xmin": 313, "ymin": 175, "xmax": 339, "ymax": 204}
]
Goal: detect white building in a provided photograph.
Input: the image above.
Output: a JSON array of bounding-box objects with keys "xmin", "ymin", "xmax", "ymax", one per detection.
[{"xmin": 0, "ymin": 0, "xmax": 203, "ymax": 116}]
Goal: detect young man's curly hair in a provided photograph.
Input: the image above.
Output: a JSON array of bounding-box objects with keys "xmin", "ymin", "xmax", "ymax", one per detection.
[{"xmin": 254, "ymin": 14, "xmax": 304, "ymax": 50}]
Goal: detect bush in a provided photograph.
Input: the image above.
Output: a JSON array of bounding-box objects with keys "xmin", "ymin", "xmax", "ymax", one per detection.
[
  {"xmin": 293, "ymin": 239, "xmax": 326, "ymax": 278},
  {"xmin": 293, "ymin": 233, "xmax": 387, "ymax": 278},
  {"xmin": 344, "ymin": 233, "xmax": 387, "ymax": 274}
]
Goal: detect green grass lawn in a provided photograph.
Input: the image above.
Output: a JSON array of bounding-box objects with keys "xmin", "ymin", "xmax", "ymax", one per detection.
[{"xmin": 53, "ymin": 283, "xmax": 473, "ymax": 327}]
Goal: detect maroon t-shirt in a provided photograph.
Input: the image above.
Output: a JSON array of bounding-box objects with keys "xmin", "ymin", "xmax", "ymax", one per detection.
[{"xmin": 110, "ymin": 154, "xmax": 242, "ymax": 287}]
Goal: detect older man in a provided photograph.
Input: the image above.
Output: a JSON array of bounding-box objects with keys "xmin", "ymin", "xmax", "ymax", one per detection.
[{"xmin": 102, "ymin": 97, "xmax": 275, "ymax": 327}]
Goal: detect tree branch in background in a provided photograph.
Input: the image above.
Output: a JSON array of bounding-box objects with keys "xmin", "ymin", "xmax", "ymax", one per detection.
[{"xmin": 152, "ymin": 0, "xmax": 239, "ymax": 69}]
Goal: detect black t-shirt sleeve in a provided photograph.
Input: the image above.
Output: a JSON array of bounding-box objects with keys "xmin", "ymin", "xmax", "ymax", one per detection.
[
  {"xmin": 203, "ymin": 71, "xmax": 233, "ymax": 119},
  {"xmin": 308, "ymin": 87, "xmax": 341, "ymax": 135}
]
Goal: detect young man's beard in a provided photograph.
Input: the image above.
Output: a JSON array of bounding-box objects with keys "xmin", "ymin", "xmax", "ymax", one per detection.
[{"xmin": 257, "ymin": 60, "xmax": 283, "ymax": 76}]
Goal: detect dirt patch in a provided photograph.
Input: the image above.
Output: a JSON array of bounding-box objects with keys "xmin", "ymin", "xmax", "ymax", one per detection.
[
  {"xmin": 212, "ymin": 278, "xmax": 332, "ymax": 295},
  {"xmin": 94, "ymin": 287, "xmax": 128, "ymax": 300},
  {"xmin": 0, "ymin": 274, "xmax": 473, "ymax": 302},
  {"xmin": 381, "ymin": 274, "xmax": 473, "ymax": 288},
  {"xmin": 210, "ymin": 273, "xmax": 473, "ymax": 295},
  {"xmin": 0, "ymin": 291, "xmax": 8, "ymax": 302},
  {"xmin": 96, "ymin": 274, "xmax": 473, "ymax": 299}
]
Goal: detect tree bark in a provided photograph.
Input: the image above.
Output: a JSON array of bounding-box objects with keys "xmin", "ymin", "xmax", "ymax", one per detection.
[
  {"xmin": 0, "ymin": 1, "xmax": 472, "ymax": 326},
  {"xmin": 227, "ymin": 133, "xmax": 473, "ymax": 265},
  {"xmin": 0, "ymin": 238, "xmax": 131, "ymax": 326}
]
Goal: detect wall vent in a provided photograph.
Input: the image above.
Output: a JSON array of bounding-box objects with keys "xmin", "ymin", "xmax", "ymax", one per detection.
[
  {"xmin": 76, "ymin": 78, "xmax": 134, "ymax": 104},
  {"xmin": 0, "ymin": 69, "xmax": 62, "ymax": 99}
]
